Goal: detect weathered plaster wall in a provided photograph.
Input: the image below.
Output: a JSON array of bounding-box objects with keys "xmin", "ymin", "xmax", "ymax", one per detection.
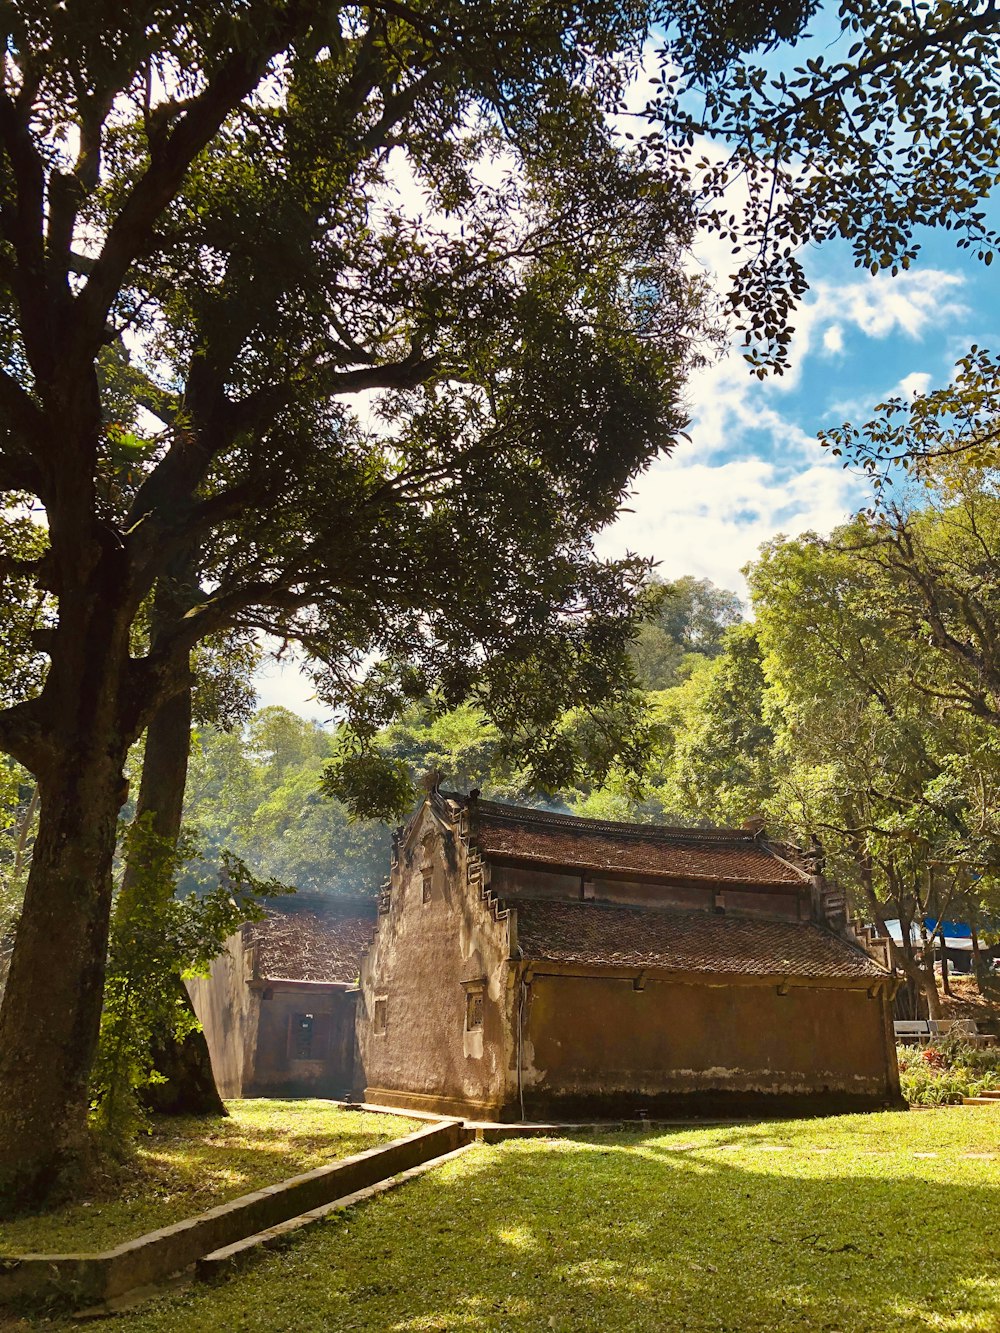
[
  {"xmin": 246, "ymin": 987, "xmax": 357, "ymax": 1097},
  {"xmin": 189, "ymin": 933, "xmax": 359, "ymax": 1098},
  {"xmin": 357, "ymin": 804, "xmax": 514, "ymax": 1117},
  {"xmin": 187, "ymin": 931, "xmax": 259, "ymax": 1098},
  {"xmin": 518, "ymin": 972, "xmax": 901, "ymax": 1117}
]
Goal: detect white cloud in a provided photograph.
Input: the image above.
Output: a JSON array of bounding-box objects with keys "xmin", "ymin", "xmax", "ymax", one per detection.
[
  {"xmin": 596, "ymin": 449, "xmax": 865, "ymax": 597},
  {"xmin": 823, "ymin": 323, "xmax": 844, "ymax": 355},
  {"xmin": 676, "ymin": 266, "xmax": 968, "ymax": 465},
  {"xmin": 598, "ymin": 253, "xmax": 971, "ymax": 600},
  {"xmin": 896, "ymin": 371, "xmax": 932, "ymax": 400}
]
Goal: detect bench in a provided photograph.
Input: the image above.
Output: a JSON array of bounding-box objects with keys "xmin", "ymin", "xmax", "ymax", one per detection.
[
  {"xmin": 928, "ymin": 1019, "xmax": 977, "ymax": 1037},
  {"xmin": 894, "ymin": 1018, "xmax": 996, "ymax": 1048},
  {"xmin": 894, "ymin": 1020, "xmax": 930, "ymax": 1042}
]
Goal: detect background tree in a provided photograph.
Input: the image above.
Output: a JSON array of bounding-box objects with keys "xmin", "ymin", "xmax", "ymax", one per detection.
[
  {"xmin": 629, "ymin": 575, "xmax": 744, "ymax": 690},
  {"xmin": 0, "ymin": 0, "xmax": 786, "ymax": 1207},
  {"xmin": 183, "ymin": 707, "xmax": 391, "ymax": 897},
  {"xmin": 645, "ymin": 621, "xmax": 777, "ymax": 825},
  {"xmin": 822, "ymin": 364, "xmax": 1000, "ymax": 729},
  {"xmin": 746, "ymin": 520, "xmax": 1000, "ymax": 1016},
  {"xmin": 112, "ymin": 621, "xmax": 260, "ymax": 1118}
]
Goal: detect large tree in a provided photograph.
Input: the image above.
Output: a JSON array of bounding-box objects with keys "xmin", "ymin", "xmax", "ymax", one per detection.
[
  {"xmin": 746, "ymin": 517, "xmax": 1000, "ymax": 1016},
  {"xmin": 0, "ymin": 1, "xmax": 819, "ymax": 1207},
  {"xmin": 629, "ymin": 574, "xmax": 744, "ymax": 690}
]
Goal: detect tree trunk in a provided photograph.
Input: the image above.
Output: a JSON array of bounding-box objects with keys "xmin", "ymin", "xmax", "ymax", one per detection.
[
  {"xmin": 940, "ymin": 943, "xmax": 951, "ymax": 997},
  {"xmin": 0, "ymin": 748, "xmax": 128, "ymax": 1209},
  {"xmin": 0, "ymin": 506, "xmax": 171, "ymax": 1208},
  {"xmin": 971, "ymin": 925, "xmax": 984, "ymax": 983},
  {"xmin": 918, "ymin": 961, "xmax": 942, "ymax": 1019},
  {"xmin": 849, "ymin": 850, "xmax": 940, "ymax": 1019},
  {"xmin": 117, "ymin": 684, "xmax": 225, "ymax": 1117}
]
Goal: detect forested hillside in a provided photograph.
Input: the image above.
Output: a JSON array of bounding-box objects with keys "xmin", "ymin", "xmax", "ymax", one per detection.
[
  {"xmin": 165, "ymin": 576, "xmax": 746, "ymax": 899},
  {"xmin": 163, "ymin": 459, "xmax": 1000, "ymax": 1025}
]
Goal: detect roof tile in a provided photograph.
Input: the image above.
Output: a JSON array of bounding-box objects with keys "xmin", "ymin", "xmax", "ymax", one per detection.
[
  {"xmin": 514, "ymin": 899, "xmax": 887, "ymax": 980},
  {"xmin": 249, "ymin": 898, "xmax": 376, "ymax": 983},
  {"xmin": 465, "ymin": 800, "xmax": 806, "ymax": 886}
]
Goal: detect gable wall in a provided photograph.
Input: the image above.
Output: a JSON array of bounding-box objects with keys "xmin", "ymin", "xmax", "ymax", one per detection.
[
  {"xmin": 356, "ymin": 804, "xmax": 514, "ymax": 1118},
  {"xmin": 186, "ymin": 929, "xmax": 260, "ymax": 1098}
]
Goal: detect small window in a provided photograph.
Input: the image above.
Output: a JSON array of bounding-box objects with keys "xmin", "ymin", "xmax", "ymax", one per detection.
[
  {"xmin": 373, "ymin": 997, "xmax": 388, "ymax": 1034},
  {"xmin": 292, "ymin": 1013, "xmax": 314, "ymax": 1059},
  {"xmin": 466, "ymin": 990, "xmax": 484, "ymax": 1031},
  {"xmin": 421, "ymin": 867, "xmax": 433, "ymax": 903}
]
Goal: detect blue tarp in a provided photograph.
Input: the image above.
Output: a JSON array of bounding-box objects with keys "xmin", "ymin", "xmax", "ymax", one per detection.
[
  {"xmin": 925, "ymin": 918, "xmax": 973, "ymax": 940},
  {"xmin": 886, "ymin": 919, "xmax": 973, "ymax": 950}
]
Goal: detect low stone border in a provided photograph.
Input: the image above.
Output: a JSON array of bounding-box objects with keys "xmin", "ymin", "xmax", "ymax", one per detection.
[
  {"xmin": 196, "ymin": 1142, "xmax": 477, "ymax": 1279},
  {"xmin": 0, "ymin": 1119, "xmax": 470, "ymax": 1310}
]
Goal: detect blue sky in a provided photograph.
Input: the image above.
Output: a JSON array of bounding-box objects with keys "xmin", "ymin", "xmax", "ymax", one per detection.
[
  {"xmin": 594, "ymin": 9, "xmax": 999, "ymax": 596},
  {"xmin": 595, "ymin": 227, "xmax": 990, "ymax": 594},
  {"xmin": 258, "ymin": 17, "xmax": 999, "ymax": 719}
]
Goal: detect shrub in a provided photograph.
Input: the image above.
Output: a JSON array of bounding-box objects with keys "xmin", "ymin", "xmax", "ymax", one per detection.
[
  {"xmin": 898, "ymin": 1039, "xmax": 1000, "ymax": 1105},
  {"xmin": 90, "ymin": 820, "xmax": 286, "ymax": 1146}
]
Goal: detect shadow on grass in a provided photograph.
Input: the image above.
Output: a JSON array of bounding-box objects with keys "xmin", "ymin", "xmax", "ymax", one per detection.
[
  {"xmin": 72, "ymin": 1121, "xmax": 1000, "ymax": 1333},
  {"xmin": 0, "ymin": 1104, "xmax": 413, "ymax": 1256}
]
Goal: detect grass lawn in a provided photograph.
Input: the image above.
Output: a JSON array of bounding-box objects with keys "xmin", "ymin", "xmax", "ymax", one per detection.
[
  {"xmin": 16, "ymin": 1105, "xmax": 999, "ymax": 1333},
  {"xmin": 0, "ymin": 1101, "xmax": 417, "ymax": 1256}
]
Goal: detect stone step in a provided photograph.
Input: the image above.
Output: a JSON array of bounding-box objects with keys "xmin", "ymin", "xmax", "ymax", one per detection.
[
  {"xmin": 196, "ymin": 1143, "xmax": 477, "ymax": 1278},
  {"xmin": 961, "ymin": 1096, "xmax": 999, "ymax": 1105}
]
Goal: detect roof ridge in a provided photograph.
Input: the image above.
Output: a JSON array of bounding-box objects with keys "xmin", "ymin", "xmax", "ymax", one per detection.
[
  {"xmin": 263, "ymin": 892, "xmax": 378, "ymax": 914},
  {"xmin": 445, "ymin": 793, "xmax": 756, "ymax": 844}
]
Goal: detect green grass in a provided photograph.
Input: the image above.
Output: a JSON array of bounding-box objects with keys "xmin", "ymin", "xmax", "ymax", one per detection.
[
  {"xmin": 0, "ymin": 1101, "xmax": 417, "ymax": 1256},
  {"xmin": 18, "ymin": 1104, "xmax": 1000, "ymax": 1333}
]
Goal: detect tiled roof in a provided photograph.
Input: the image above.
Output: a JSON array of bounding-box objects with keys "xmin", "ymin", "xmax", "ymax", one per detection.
[
  {"xmin": 248, "ymin": 897, "xmax": 376, "ymax": 983},
  {"xmin": 458, "ymin": 798, "xmax": 806, "ymax": 887},
  {"xmin": 514, "ymin": 899, "xmax": 887, "ymax": 980}
]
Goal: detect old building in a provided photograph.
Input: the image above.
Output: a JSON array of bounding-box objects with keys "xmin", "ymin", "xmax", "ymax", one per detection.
[
  {"xmin": 189, "ymin": 894, "xmax": 375, "ymax": 1099},
  {"xmin": 357, "ymin": 788, "xmax": 902, "ymax": 1119}
]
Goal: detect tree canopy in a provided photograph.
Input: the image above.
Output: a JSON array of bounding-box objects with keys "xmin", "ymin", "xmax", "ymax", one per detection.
[
  {"xmin": 1, "ymin": 0, "xmax": 825, "ymax": 1208},
  {"xmin": 657, "ymin": 0, "xmax": 1000, "ymax": 371},
  {"xmin": 629, "ymin": 574, "xmax": 744, "ymax": 690}
]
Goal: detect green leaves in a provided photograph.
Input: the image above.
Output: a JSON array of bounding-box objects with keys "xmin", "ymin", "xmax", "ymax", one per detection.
[
  {"xmin": 91, "ymin": 815, "xmax": 287, "ymax": 1142},
  {"xmin": 653, "ymin": 0, "xmax": 1000, "ymax": 372},
  {"xmin": 745, "ymin": 498, "xmax": 1000, "ymax": 931},
  {"xmin": 322, "ymin": 748, "xmax": 415, "ymax": 823}
]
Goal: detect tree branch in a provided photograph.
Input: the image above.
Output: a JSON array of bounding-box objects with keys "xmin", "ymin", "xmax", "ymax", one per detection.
[
  {"xmin": 0, "ymin": 695, "xmax": 53, "ymax": 774},
  {"xmin": 0, "ymin": 88, "xmax": 50, "ymax": 379},
  {"xmin": 75, "ymin": 7, "xmax": 312, "ymax": 356}
]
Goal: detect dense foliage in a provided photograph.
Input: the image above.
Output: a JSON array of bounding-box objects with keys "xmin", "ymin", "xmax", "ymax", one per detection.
[
  {"xmin": 91, "ymin": 820, "xmax": 283, "ymax": 1142},
  {"xmin": 183, "ymin": 709, "xmax": 390, "ymax": 896},
  {"xmin": 897, "ymin": 1040, "xmax": 1000, "ymax": 1107},
  {"xmin": 1, "ymin": 0, "xmax": 762, "ymax": 1203}
]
